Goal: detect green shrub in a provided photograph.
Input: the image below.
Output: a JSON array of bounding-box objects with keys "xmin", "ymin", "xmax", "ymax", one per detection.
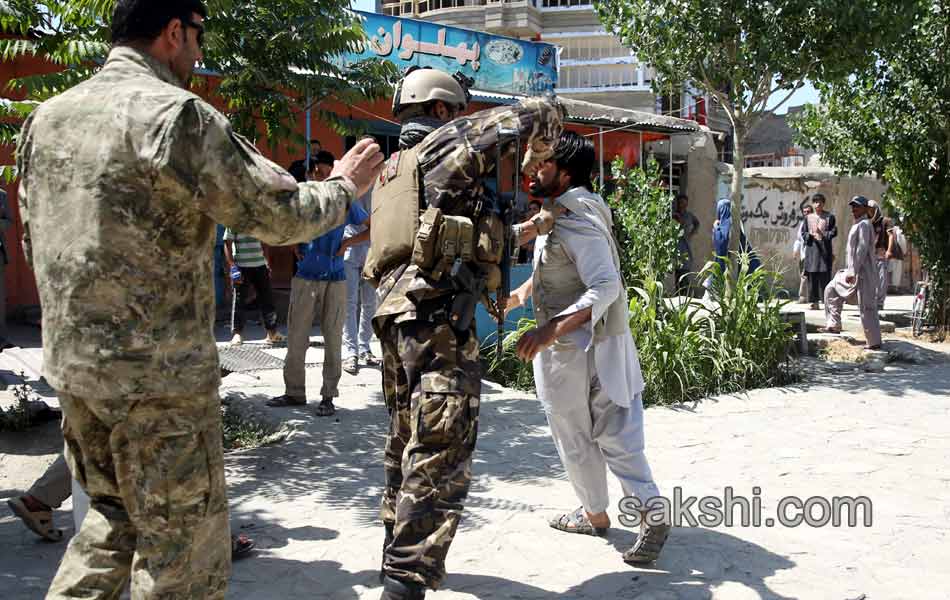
[
  {"xmin": 0, "ymin": 382, "xmax": 35, "ymax": 432},
  {"xmin": 628, "ymin": 257, "xmax": 795, "ymax": 406},
  {"xmin": 607, "ymin": 157, "xmax": 682, "ymax": 288},
  {"xmin": 221, "ymin": 404, "xmax": 283, "ymax": 451},
  {"xmin": 480, "ymin": 317, "xmax": 537, "ymax": 392}
]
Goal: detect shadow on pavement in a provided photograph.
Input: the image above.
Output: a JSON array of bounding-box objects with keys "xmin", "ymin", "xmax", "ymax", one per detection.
[
  {"xmin": 442, "ymin": 526, "xmax": 796, "ymax": 599},
  {"xmin": 223, "ymin": 388, "xmax": 568, "ymax": 536}
]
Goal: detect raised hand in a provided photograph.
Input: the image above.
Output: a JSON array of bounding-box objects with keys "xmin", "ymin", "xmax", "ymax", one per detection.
[{"xmin": 330, "ymin": 138, "xmax": 385, "ymax": 197}]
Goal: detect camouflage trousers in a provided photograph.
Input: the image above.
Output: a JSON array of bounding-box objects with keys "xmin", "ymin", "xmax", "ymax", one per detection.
[
  {"xmin": 47, "ymin": 390, "xmax": 231, "ymax": 599},
  {"xmin": 378, "ymin": 314, "xmax": 481, "ymax": 589}
]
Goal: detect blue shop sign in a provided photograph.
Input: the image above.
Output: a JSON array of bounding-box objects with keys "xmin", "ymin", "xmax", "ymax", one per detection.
[{"xmin": 346, "ymin": 10, "xmax": 557, "ymax": 96}]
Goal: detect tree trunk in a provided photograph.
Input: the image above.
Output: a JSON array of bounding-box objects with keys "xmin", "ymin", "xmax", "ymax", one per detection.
[{"xmin": 729, "ymin": 122, "xmax": 746, "ymax": 254}]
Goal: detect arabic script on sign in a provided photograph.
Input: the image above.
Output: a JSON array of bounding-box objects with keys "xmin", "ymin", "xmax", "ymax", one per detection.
[{"xmin": 369, "ymin": 21, "xmax": 481, "ymax": 70}]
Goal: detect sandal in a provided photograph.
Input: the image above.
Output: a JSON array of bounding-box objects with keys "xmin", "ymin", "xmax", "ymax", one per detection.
[
  {"xmin": 549, "ymin": 507, "xmax": 608, "ymax": 537},
  {"xmin": 817, "ymin": 327, "xmax": 841, "ymax": 334},
  {"xmin": 316, "ymin": 398, "xmax": 336, "ymax": 417},
  {"xmin": 6, "ymin": 497, "xmax": 64, "ymax": 542},
  {"xmin": 266, "ymin": 394, "xmax": 306, "ymax": 407},
  {"xmin": 623, "ymin": 519, "xmax": 671, "ymax": 565},
  {"xmin": 231, "ymin": 533, "xmax": 255, "ymax": 560}
]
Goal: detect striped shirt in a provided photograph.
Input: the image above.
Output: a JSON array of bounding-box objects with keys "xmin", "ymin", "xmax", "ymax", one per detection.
[{"xmin": 223, "ymin": 229, "xmax": 267, "ymax": 268}]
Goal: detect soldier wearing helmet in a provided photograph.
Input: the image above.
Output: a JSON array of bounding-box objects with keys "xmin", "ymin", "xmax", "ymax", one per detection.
[{"xmin": 366, "ymin": 67, "xmax": 563, "ymax": 600}]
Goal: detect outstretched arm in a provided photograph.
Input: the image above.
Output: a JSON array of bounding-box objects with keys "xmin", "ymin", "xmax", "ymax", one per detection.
[
  {"xmin": 416, "ymin": 97, "xmax": 564, "ymax": 214},
  {"xmin": 159, "ymin": 99, "xmax": 384, "ymax": 246}
]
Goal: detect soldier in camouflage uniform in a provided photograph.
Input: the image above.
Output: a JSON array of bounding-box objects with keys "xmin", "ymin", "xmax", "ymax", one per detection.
[
  {"xmin": 371, "ymin": 68, "xmax": 563, "ymax": 599},
  {"xmin": 15, "ymin": 1, "xmax": 383, "ymax": 598}
]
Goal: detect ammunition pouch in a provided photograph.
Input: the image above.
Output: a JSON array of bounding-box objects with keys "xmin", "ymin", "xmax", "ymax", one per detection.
[{"xmin": 412, "ymin": 207, "xmax": 476, "ymax": 281}]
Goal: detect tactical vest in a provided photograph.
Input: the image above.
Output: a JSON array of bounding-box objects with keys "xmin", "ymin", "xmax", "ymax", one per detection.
[
  {"xmin": 363, "ymin": 146, "xmax": 424, "ymax": 285},
  {"xmin": 363, "ymin": 145, "xmax": 505, "ymax": 292}
]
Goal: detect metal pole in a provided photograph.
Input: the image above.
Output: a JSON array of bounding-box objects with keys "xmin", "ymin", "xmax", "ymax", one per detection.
[
  {"xmin": 638, "ymin": 131, "xmax": 643, "ymax": 167},
  {"xmin": 668, "ymin": 134, "xmax": 673, "ymax": 192},
  {"xmin": 598, "ymin": 126, "xmax": 604, "ymax": 189},
  {"xmin": 305, "ymin": 95, "xmax": 312, "ymax": 172}
]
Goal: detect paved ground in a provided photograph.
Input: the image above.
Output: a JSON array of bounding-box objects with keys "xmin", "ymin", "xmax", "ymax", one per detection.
[{"xmin": 1, "ymin": 305, "xmax": 948, "ymax": 599}]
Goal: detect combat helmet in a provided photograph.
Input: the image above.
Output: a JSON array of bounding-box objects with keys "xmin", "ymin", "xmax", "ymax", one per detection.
[{"xmin": 392, "ymin": 66, "xmax": 472, "ymax": 119}]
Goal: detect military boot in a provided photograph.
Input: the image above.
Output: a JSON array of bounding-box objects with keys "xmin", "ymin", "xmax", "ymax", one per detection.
[{"xmin": 380, "ymin": 575, "xmax": 425, "ymax": 600}]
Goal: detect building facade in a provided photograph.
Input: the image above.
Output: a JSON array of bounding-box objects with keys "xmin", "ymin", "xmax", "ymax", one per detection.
[
  {"xmin": 376, "ymin": 0, "xmax": 729, "ymax": 130},
  {"xmin": 743, "ymin": 105, "xmax": 816, "ymax": 169}
]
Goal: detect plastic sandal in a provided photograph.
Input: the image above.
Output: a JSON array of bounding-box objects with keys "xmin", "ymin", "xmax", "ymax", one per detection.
[
  {"xmin": 623, "ymin": 519, "xmax": 671, "ymax": 565},
  {"xmin": 549, "ymin": 506, "xmax": 608, "ymax": 537},
  {"xmin": 7, "ymin": 497, "xmax": 64, "ymax": 542},
  {"xmin": 231, "ymin": 533, "xmax": 255, "ymax": 560}
]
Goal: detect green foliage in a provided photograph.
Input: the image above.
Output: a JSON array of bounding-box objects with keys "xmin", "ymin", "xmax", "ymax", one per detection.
[
  {"xmin": 0, "ymin": 378, "xmax": 38, "ymax": 431},
  {"xmin": 794, "ymin": 0, "xmax": 949, "ymax": 332},
  {"xmin": 480, "ymin": 258, "xmax": 793, "ymax": 405},
  {"xmin": 202, "ymin": 0, "xmax": 398, "ymax": 145},
  {"xmin": 220, "ymin": 403, "xmax": 282, "ymax": 451},
  {"xmin": 628, "ymin": 258, "xmax": 794, "ymax": 405},
  {"xmin": 593, "ymin": 0, "xmax": 909, "ymax": 245},
  {"xmin": 0, "ymin": 0, "xmax": 397, "ymax": 156},
  {"xmin": 480, "ymin": 317, "xmax": 538, "ymax": 392},
  {"xmin": 606, "ymin": 157, "xmax": 681, "ymax": 289}
]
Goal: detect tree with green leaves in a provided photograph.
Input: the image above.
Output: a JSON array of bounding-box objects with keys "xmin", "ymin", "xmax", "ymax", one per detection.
[
  {"xmin": 607, "ymin": 156, "xmax": 681, "ymax": 289},
  {"xmin": 0, "ymin": 0, "xmax": 397, "ymax": 177},
  {"xmin": 795, "ymin": 1, "xmax": 949, "ymax": 333},
  {"xmin": 594, "ymin": 0, "xmax": 906, "ymax": 247}
]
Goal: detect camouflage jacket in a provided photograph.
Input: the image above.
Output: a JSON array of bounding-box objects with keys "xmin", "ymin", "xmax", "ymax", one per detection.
[
  {"xmin": 374, "ymin": 97, "xmax": 563, "ymax": 324},
  {"xmin": 17, "ymin": 46, "xmax": 356, "ymax": 400}
]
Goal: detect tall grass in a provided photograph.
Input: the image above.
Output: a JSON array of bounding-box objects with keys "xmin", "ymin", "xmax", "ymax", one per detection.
[
  {"xmin": 629, "ymin": 257, "xmax": 794, "ymax": 405},
  {"xmin": 480, "ymin": 317, "xmax": 538, "ymax": 392}
]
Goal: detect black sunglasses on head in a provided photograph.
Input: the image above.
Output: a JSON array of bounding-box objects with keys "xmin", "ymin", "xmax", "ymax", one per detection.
[{"xmin": 183, "ymin": 19, "xmax": 204, "ymax": 47}]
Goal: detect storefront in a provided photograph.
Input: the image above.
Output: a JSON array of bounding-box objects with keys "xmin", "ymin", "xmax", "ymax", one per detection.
[{"xmin": 1, "ymin": 11, "xmax": 700, "ymax": 319}]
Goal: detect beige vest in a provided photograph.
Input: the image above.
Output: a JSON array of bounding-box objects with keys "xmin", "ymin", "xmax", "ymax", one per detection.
[
  {"xmin": 363, "ymin": 145, "xmax": 423, "ymax": 285},
  {"xmin": 532, "ymin": 188, "xmax": 630, "ymax": 341}
]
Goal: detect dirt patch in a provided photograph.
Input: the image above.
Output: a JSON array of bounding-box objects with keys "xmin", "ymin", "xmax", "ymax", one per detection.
[
  {"xmin": 893, "ymin": 328, "xmax": 949, "ymax": 344},
  {"xmin": 820, "ymin": 338, "xmax": 869, "ymax": 363}
]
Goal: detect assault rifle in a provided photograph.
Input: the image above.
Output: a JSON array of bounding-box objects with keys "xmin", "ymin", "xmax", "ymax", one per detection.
[{"xmin": 494, "ymin": 126, "xmax": 521, "ymax": 356}]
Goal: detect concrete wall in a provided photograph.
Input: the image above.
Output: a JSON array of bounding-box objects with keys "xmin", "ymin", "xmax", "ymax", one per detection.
[
  {"xmin": 672, "ymin": 162, "xmax": 890, "ymax": 294},
  {"xmin": 740, "ymin": 168, "xmax": 887, "ymax": 290},
  {"xmin": 684, "ymin": 131, "xmax": 722, "ymax": 281}
]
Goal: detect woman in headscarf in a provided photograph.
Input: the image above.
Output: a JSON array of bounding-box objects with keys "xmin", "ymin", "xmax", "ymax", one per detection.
[
  {"xmin": 704, "ymin": 198, "xmax": 760, "ymax": 297},
  {"xmin": 702, "ymin": 198, "xmax": 732, "ymax": 297},
  {"xmin": 712, "ymin": 198, "xmax": 732, "ymax": 270}
]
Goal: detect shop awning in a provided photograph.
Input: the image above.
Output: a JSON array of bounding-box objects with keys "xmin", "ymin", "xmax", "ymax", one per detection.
[{"xmin": 558, "ymin": 97, "xmax": 700, "ymax": 135}]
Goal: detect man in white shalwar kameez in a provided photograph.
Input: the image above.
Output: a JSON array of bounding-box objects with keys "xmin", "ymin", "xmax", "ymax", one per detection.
[
  {"xmin": 820, "ymin": 195, "xmax": 882, "ymax": 349},
  {"xmin": 505, "ymin": 132, "xmax": 669, "ymax": 565}
]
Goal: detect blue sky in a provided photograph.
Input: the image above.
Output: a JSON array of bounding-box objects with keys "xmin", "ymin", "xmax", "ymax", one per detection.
[
  {"xmin": 768, "ymin": 81, "xmax": 820, "ymax": 113},
  {"xmin": 347, "ymin": 0, "xmax": 821, "ymax": 111}
]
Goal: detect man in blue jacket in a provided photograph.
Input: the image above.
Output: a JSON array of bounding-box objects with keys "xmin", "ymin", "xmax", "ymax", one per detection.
[{"xmin": 269, "ymin": 153, "xmax": 370, "ymax": 416}]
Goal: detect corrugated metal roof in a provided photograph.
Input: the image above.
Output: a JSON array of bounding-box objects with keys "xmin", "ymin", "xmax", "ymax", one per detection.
[
  {"xmin": 558, "ymin": 97, "xmax": 701, "ymax": 134},
  {"xmin": 470, "ymin": 92, "xmax": 700, "ymax": 135}
]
